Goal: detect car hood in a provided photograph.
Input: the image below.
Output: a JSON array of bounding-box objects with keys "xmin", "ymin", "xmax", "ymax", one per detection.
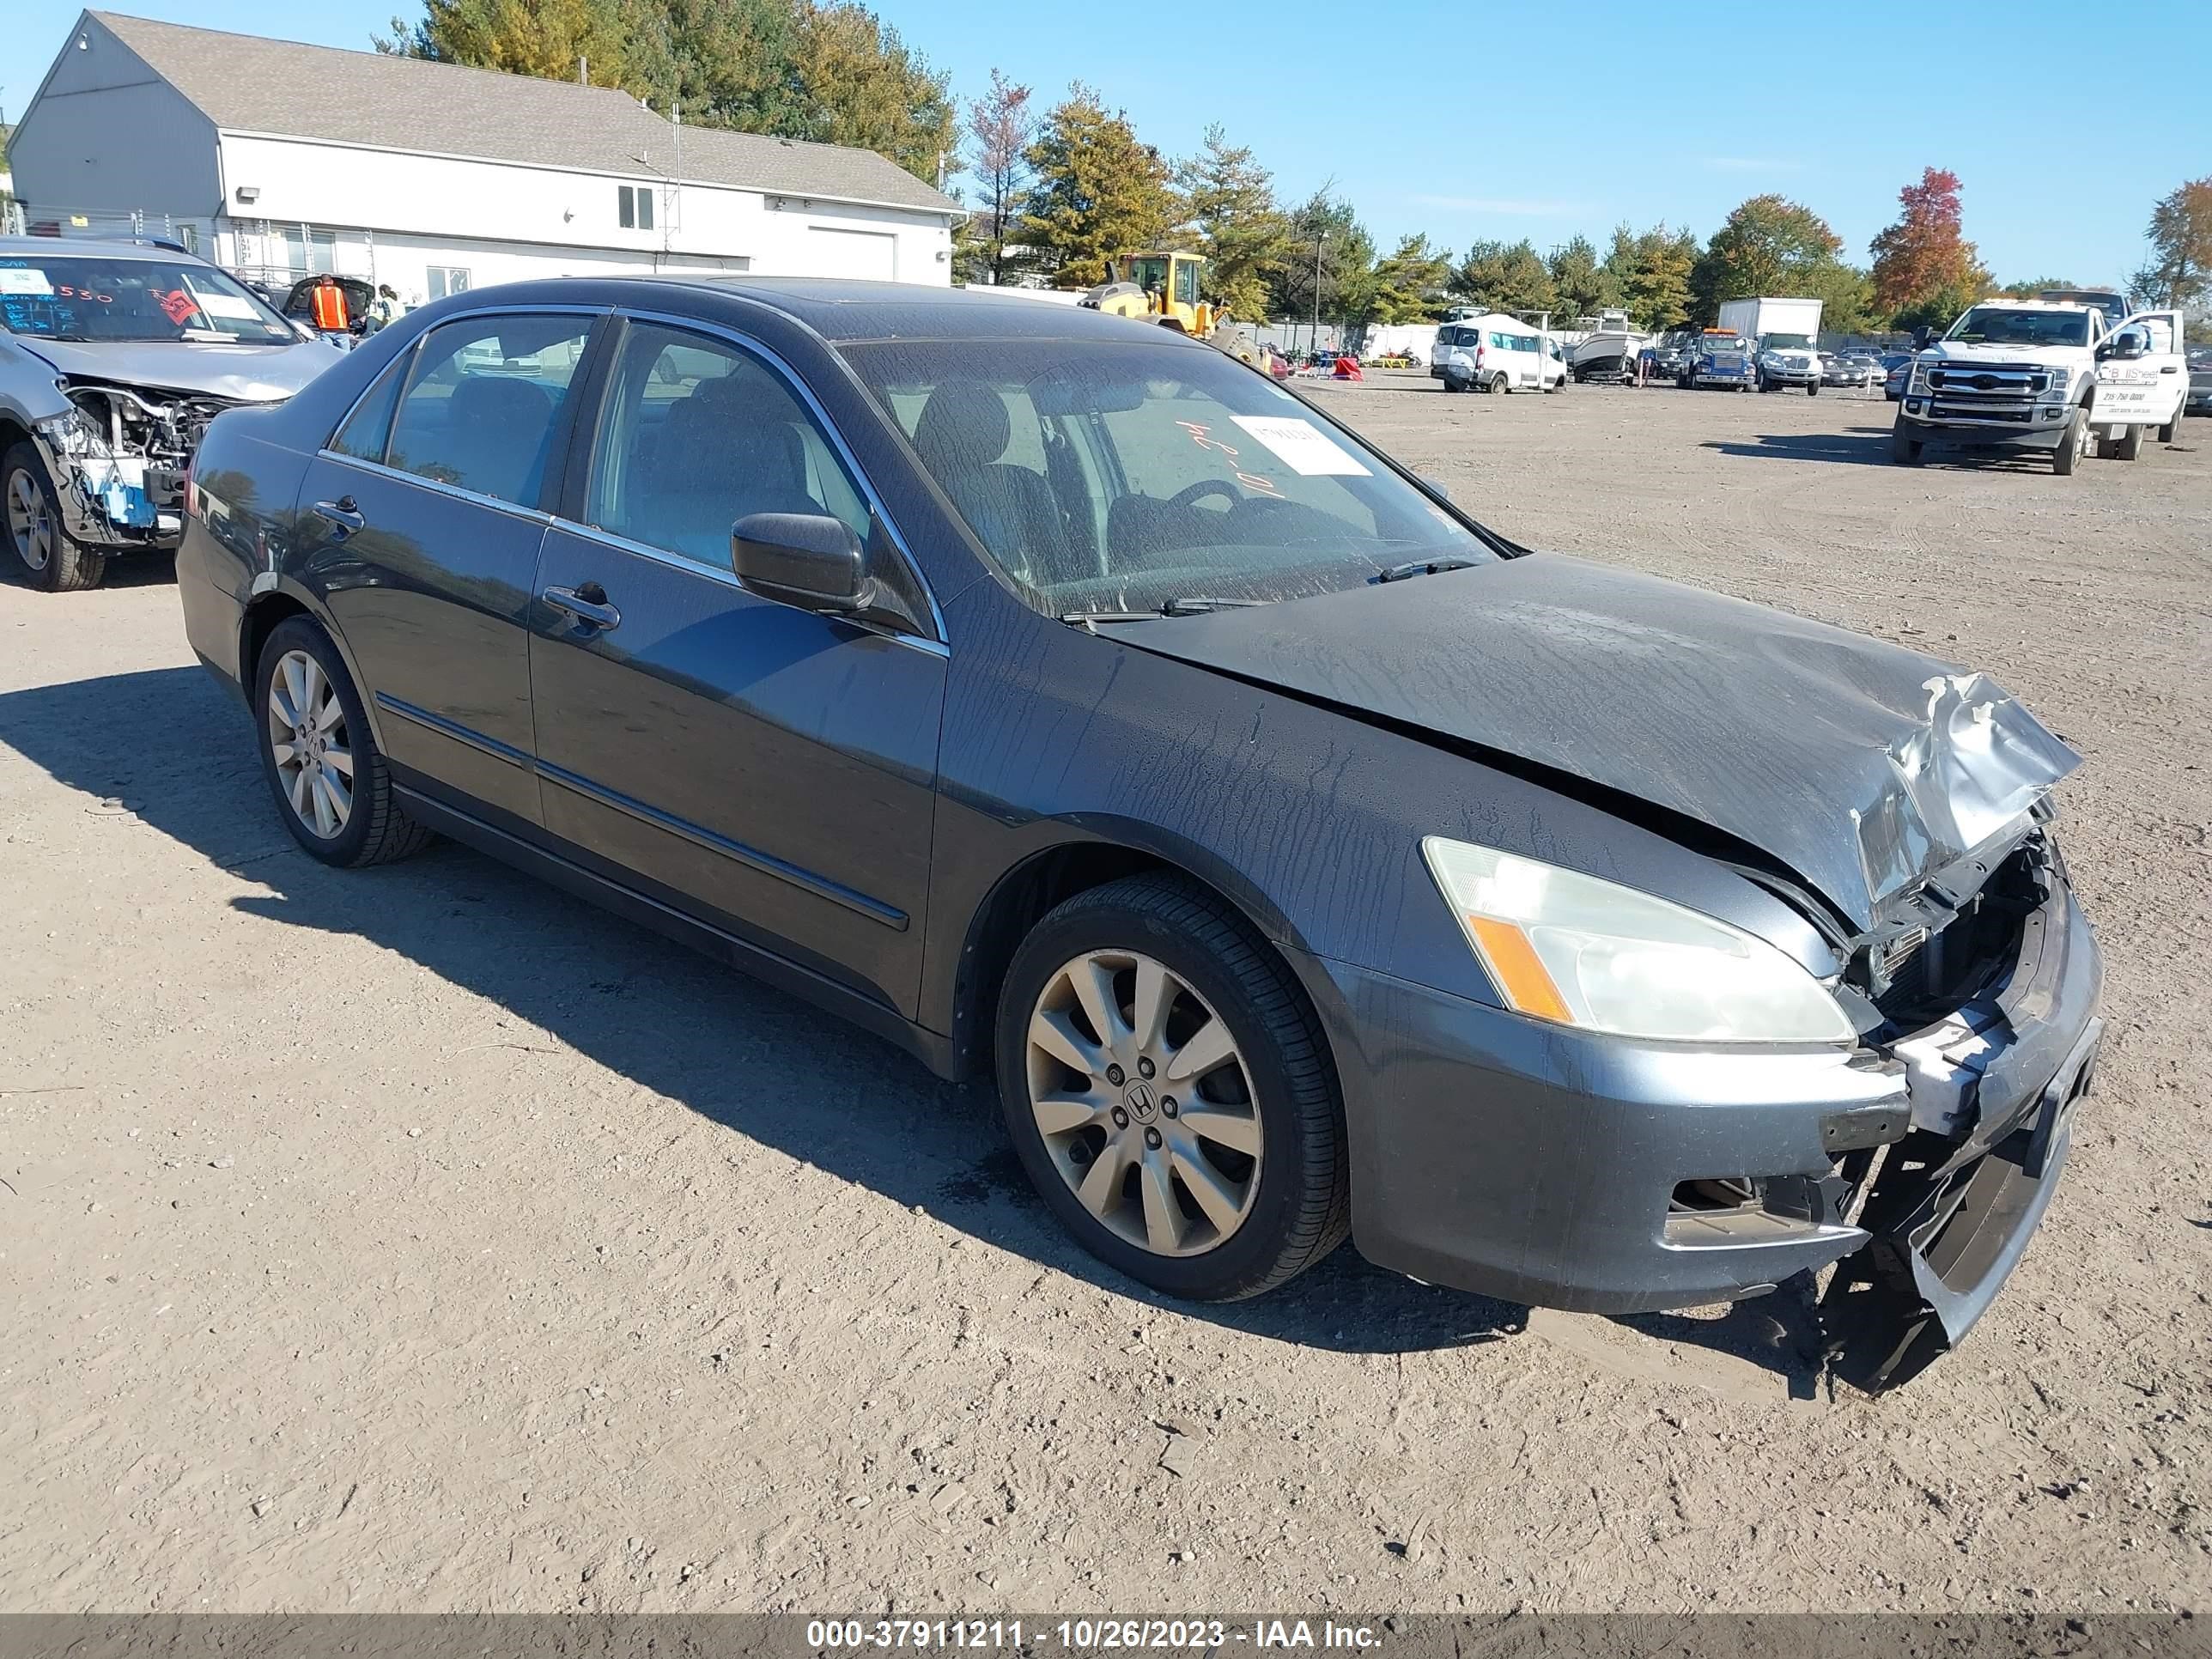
[
  {"xmin": 1923, "ymin": 339, "xmax": 2084, "ymax": 368},
  {"xmin": 1103, "ymin": 556, "xmax": 2080, "ymax": 929},
  {"xmin": 13, "ymin": 336, "xmax": 338, "ymax": 403}
]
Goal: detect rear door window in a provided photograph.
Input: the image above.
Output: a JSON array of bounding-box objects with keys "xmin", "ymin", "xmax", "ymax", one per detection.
[
  {"xmin": 585, "ymin": 320, "xmax": 870, "ymax": 569},
  {"xmin": 386, "ymin": 313, "xmax": 594, "ymax": 508}
]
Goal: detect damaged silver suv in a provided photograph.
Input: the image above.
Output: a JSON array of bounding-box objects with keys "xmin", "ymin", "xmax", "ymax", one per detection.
[{"xmin": 1, "ymin": 238, "xmax": 338, "ymax": 590}]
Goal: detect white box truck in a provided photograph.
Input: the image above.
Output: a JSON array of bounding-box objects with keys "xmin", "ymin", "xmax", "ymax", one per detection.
[{"xmin": 1719, "ymin": 297, "xmax": 1825, "ymax": 394}]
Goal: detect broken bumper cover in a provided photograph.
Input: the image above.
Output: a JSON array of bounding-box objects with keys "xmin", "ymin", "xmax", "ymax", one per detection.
[
  {"xmin": 1298, "ymin": 857, "xmax": 2100, "ymax": 1385},
  {"xmin": 33, "ymin": 426, "xmax": 186, "ymax": 552}
]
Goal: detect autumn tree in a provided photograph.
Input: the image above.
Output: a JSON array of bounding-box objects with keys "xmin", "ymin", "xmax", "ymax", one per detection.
[
  {"xmin": 1018, "ymin": 84, "xmax": 1179, "ymax": 289},
  {"xmin": 1368, "ymin": 234, "xmax": 1452, "ymax": 325},
  {"xmin": 1869, "ymin": 167, "xmax": 1983, "ymax": 317},
  {"xmin": 1450, "ymin": 239, "xmax": 1556, "ymax": 316},
  {"xmin": 378, "ymin": 0, "xmax": 629, "ymax": 83},
  {"xmin": 1601, "ymin": 222, "xmax": 1698, "ymax": 331},
  {"xmin": 381, "ymin": 0, "xmax": 956, "ymax": 185},
  {"xmin": 2132, "ymin": 177, "xmax": 2212, "ymax": 310},
  {"xmin": 957, "ymin": 69, "xmax": 1034, "ymax": 284},
  {"xmin": 788, "ymin": 3, "xmax": 957, "ymax": 185},
  {"xmin": 1688, "ymin": 195, "xmax": 1847, "ymax": 320},
  {"xmin": 1175, "ymin": 125, "xmax": 1292, "ymax": 321},
  {"xmin": 1546, "ymin": 234, "xmax": 1619, "ymax": 319}
]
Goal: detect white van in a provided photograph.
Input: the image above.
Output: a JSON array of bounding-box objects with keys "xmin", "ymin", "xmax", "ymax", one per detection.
[{"xmin": 1430, "ymin": 313, "xmax": 1562, "ymax": 394}]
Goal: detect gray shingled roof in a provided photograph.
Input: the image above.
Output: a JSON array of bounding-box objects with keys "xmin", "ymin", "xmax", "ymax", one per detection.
[{"xmin": 88, "ymin": 11, "xmax": 957, "ymax": 215}]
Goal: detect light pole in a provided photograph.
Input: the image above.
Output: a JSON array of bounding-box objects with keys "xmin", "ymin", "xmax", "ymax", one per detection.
[{"xmin": 1311, "ymin": 231, "xmax": 1325, "ymax": 355}]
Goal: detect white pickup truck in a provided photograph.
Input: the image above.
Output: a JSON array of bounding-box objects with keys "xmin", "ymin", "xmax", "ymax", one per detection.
[{"xmin": 1892, "ymin": 298, "xmax": 2187, "ymax": 473}]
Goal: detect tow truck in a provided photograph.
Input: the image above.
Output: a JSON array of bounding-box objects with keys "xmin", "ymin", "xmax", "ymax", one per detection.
[
  {"xmin": 1678, "ymin": 328, "xmax": 1757, "ymax": 391},
  {"xmin": 1893, "ymin": 296, "xmax": 2186, "ymax": 473}
]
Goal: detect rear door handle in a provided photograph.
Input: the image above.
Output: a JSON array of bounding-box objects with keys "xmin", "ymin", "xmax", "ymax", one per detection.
[
  {"xmin": 542, "ymin": 582, "xmax": 622, "ymax": 632},
  {"xmin": 312, "ymin": 497, "xmax": 365, "ymax": 536}
]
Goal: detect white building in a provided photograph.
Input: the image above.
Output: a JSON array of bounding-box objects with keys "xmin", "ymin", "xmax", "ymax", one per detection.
[{"xmin": 9, "ymin": 11, "xmax": 962, "ymax": 301}]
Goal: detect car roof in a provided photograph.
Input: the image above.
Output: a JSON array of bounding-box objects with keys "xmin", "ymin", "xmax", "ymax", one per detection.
[
  {"xmin": 0, "ymin": 235, "xmax": 211, "ymax": 264},
  {"xmin": 560, "ymin": 275, "xmax": 1215, "ymax": 345}
]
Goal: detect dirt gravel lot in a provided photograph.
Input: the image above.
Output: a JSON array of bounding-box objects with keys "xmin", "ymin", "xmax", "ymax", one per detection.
[{"xmin": 3, "ymin": 376, "xmax": 2208, "ymax": 1615}]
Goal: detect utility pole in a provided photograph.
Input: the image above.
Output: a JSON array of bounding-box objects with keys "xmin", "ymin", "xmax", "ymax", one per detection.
[{"xmin": 578, "ymin": 56, "xmax": 587, "ymax": 85}]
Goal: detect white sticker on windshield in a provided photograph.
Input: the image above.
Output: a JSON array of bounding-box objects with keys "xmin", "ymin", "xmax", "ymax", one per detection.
[
  {"xmin": 1230, "ymin": 415, "xmax": 1370, "ymax": 477},
  {"xmin": 0, "ymin": 268, "xmax": 53, "ymax": 295},
  {"xmin": 193, "ymin": 292, "xmax": 259, "ymax": 319}
]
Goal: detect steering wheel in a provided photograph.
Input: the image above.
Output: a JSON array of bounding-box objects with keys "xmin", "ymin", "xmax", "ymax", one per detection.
[{"xmin": 1168, "ymin": 478, "xmax": 1240, "ymax": 510}]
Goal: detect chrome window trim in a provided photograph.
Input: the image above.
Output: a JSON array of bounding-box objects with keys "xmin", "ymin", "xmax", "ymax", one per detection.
[
  {"xmin": 314, "ymin": 448, "xmax": 559, "ymax": 526},
  {"xmin": 602, "ymin": 306, "xmax": 949, "ymax": 647},
  {"xmin": 546, "ymin": 517, "xmax": 950, "ymax": 660}
]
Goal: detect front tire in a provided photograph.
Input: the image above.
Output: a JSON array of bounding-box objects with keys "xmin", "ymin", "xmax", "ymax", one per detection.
[
  {"xmin": 1891, "ymin": 422, "xmax": 1923, "ymax": 465},
  {"xmin": 994, "ymin": 874, "xmax": 1349, "ymax": 1302},
  {"xmin": 3, "ymin": 443, "xmax": 109, "ymax": 592},
  {"xmin": 2053, "ymin": 407, "xmax": 2087, "ymax": 475},
  {"xmin": 254, "ymin": 616, "xmax": 432, "ymax": 867}
]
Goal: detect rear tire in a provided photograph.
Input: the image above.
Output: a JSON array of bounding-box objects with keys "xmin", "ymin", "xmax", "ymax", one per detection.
[
  {"xmin": 2158, "ymin": 405, "xmax": 2182, "ymax": 443},
  {"xmin": 3, "ymin": 443, "xmax": 110, "ymax": 592},
  {"xmin": 254, "ymin": 615, "xmax": 432, "ymax": 867},
  {"xmin": 994, "ymin": 874, "xmax": 1350, "ymax": 1303}
]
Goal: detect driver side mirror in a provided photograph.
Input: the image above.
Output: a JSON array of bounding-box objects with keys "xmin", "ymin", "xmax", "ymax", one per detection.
[
  {"xmin": 1911, "ymin": 325, "xmax": 1933, "ymax": 349},
  {"xmin": 732, "ymin": 513, "xmax": 866, "ymax": 615}
]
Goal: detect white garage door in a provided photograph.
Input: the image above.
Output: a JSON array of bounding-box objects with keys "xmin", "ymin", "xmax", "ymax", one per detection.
[{"xmin": 806, "ymin": 226, "xmax": 897, "ymax": 281}]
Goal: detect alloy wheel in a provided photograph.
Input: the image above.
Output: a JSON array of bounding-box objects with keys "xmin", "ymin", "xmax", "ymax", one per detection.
[
  {"xmin": 7, "ymin": 469, "xmax": 53, "ymax": 572},
  {"xmin": 1024, "ymin": 949, "xmax": 1262, "ymax": 1257},
  {"xmin": 266, "ymin": 648, "xmax": 354, "ymax": 839}
]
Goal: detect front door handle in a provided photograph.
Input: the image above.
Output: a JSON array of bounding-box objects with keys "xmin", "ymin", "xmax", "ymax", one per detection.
[
  {"xmin": 2160, "ymin": 363, "xmax": 2179, "ymax": 373},
  {"xmin": 312, "ymin": 497, "xmax": 365, "ymax": 536},
  {"xmin": 543, "ymin": 581, "xmax": 622, "ymax": 632}
]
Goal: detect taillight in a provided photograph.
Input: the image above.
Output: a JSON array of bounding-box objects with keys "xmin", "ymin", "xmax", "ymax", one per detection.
[{"xmin": 182, "ymin": 459, "xmax": 199, "ymax": 522}]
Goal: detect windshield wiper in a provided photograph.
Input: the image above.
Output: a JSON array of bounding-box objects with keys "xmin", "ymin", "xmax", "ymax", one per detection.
[
  {"xmin": 1373, "ymin": 556, "xmax": 1482, "ymax": 584},
  {"xmin": 1060, "ymin": 596, "xmax": 1270, "ymax": 627}
]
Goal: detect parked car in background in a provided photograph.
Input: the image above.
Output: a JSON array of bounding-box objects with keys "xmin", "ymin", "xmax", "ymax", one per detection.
[
  {"xmin": 1, "ymin": 236, "xmax": 339, "ymax": 590},
  {"xmin": 1885, "ymin": 356, "xmax": 1915, "ymax": 401},
  {"xmin": 2188, "ymin": 344, "xmax": 2212, "ymax": 415},
  {"xmin": 1823, "ymin": 352, "xmax": 1882, "ymax": 388},
  {"xmin": 173, "ymin": 276, "xmax": 2103, "ymax": 1391}
]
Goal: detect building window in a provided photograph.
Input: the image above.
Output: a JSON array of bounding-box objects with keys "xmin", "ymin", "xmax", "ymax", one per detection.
[
  {"xmin": 618, "ymin": 184, "xmax": 654, "ymax": 231},
  {"xmin": 426, "ymin": 266, "xmax": 471, "ymax": 301}
]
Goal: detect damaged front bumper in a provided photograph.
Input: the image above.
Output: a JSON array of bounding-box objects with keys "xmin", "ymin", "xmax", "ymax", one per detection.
[
  {"xmin": 29, "ymin": 386, "xmax": 232, "ymax": 555},
  {"xmin": 1304, "ymin": 836, "xmax": 2100, "ymax": 1392}
]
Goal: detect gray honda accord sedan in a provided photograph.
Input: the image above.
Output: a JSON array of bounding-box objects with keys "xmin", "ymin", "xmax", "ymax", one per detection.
[{"xmin": 174, "ymin": 278, "xmax": 2102, "ymax": 1389}]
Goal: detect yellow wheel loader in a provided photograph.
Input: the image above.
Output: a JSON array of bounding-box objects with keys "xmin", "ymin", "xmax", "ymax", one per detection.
[{"xmin": 1079, "ymin": 250, "xmax": 1265, "ymax": 368}]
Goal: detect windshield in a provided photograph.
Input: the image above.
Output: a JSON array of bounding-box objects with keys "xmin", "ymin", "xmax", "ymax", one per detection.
[
  {"xmin": 1946, "ymin": 307, "xmax": 2090, "ymax": 348},
  {"xmin": 1124, "ymin": 256, "xmax": 1170, "ymax": 295},
  {"xmin": 842, "ymin": 337, "xmax": 1496, "ymax": 615},
  {"xmin": 1701, "ymin": 335, "xmax": 1744, "ymax": 352},
  {"xmin": 1764, "ymin": 333, "xmax": 1814, "ymax": 352},
  {"xmin": 0, "ymin": 253, "xmax": 295, "ymax": 344}
]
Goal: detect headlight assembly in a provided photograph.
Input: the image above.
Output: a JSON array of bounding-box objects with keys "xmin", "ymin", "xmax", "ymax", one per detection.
[{"xmin": 1421, "ymin": 838, "xmax": 1856, "ymax": 1045}]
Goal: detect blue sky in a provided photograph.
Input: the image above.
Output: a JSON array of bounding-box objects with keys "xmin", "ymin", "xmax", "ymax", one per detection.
[{"xmin": 4, "ymin": 0, "xmax": 2203, "ymax": 285}]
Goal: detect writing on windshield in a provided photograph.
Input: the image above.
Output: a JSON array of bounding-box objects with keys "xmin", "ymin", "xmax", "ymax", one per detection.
[{"xmin": 0, "ymin": 256, "xmax": 293, "ymax": 343}]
